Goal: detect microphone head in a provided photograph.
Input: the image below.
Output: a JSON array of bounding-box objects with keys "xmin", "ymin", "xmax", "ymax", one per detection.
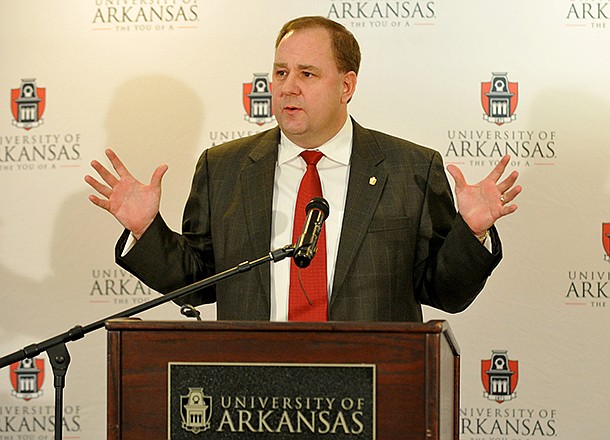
[{"xmin": 305, "ymin": 197, "xmax": 330, "ymax": 220}]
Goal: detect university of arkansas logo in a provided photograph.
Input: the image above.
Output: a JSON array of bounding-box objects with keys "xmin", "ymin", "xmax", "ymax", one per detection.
[
  {"xmin": 10, "ymin": 358, "xmax": 45, "ymax": 401},
  {"xmin": 11, "ymin": 78, "xmax": 46, "ymax": 130},
  {"xmin": 180, "ymin": 387, "xmax": 212, "ymax": 434},
  {"xmin": 243, "ymin": 73, "xmax": 274, "ymax": 126},
  {"xmin": 602, "ymin": 223, "xmax": 610, "ymax": 258},
  {"xmin": 481, "ymin": 350, "xmax": 518, "ymax": 403},
  {"xmin": 481, "ymin": 72, "xmax": 518, "ymax": 126}
]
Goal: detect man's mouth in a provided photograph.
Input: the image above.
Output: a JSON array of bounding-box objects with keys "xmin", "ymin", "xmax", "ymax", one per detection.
[{"xmin": 283, "ymin": 105, "xmax": 302, "ymax": 113}]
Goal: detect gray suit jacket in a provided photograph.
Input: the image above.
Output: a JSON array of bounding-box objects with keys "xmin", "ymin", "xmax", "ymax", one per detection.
[{"xmin": 117, "ymin": 120, "xmax": 502, "ymax": 321}]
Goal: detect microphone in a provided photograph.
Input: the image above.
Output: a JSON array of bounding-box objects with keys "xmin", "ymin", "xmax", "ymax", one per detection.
[{"xmin": 293, "ymin": 197, "xmax": 330, "ymax": 269}]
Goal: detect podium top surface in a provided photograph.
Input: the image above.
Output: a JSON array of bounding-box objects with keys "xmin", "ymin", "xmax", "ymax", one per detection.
[
  {"xmin": 105, "ymin": 319, "xmax": 459, "ymax": 354},
  {"xmin": 106, "ymin": 318, "xmax": 446, "ymax": 332}
]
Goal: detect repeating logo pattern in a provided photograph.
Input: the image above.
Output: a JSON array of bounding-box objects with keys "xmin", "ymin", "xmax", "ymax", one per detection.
[
  {"xmin": 10, "ymin": 358, "xmax": 45, "ymax": 401},
  {"xmin": 243, "ymin": 73, "xmax": 274, "ymax": 126},
  {"xmin": 481, "ymin": 350, "xmax": 519, "ymax": 403},
  {"xmin": 11, "ymin": 79, "xmax": 46, "ymax": 130},
  {"xmin": 481, "ymin": 73, "xmax": 518, "ymax": 126},
  {"xmin": 602, "ymin": 223, "xmax": 610, "ymax": 258}
]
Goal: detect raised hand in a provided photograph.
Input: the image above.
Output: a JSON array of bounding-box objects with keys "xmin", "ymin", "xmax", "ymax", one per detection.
[
  {"xmin": 446, "ymin": 155, "xmax": 522, "ymax": 238},
  {"xmin": 85, "ymin": 148, "xmax": 168, "ymax": 239}
]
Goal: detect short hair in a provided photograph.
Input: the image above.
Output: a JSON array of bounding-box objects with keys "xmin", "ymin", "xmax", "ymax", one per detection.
[{"xmin": 275, "ymin": 16, "xmax": 361, "ymax": 75}]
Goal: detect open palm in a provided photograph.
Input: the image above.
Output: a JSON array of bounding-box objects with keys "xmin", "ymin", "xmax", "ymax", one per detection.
[
  {"xmin": 85, "ymin": 149, "xmax": 168, "ymax": 239},
  {"xmin": 446, "ymin": 155, "xmax": 522, "ymax": 237}
]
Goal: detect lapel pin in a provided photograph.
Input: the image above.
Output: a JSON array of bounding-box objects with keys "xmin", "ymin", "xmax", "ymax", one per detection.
[{"xmin": 369, "ymin": 176, "xmax": 377, "ymax": 186}]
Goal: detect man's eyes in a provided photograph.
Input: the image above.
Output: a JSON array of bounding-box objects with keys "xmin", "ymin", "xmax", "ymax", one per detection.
[{"xmin": 274, "ymin": 70, "xmax": 315, "ymax": 78}]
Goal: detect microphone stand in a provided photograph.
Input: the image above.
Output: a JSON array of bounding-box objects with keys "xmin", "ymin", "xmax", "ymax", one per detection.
[{"xmin": 0, "ymin": 244, "xmax": 295, "ymax": 440}]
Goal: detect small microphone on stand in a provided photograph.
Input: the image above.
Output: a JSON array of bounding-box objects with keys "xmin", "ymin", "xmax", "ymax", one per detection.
[{"xmin": 293, "ymin": 197, "xmax": 330, "ymax": 268}]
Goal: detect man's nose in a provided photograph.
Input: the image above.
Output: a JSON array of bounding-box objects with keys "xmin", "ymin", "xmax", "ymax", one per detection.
[{"xmin": 282, "ymin": 72, "xmax": 300, "ymax": 95}]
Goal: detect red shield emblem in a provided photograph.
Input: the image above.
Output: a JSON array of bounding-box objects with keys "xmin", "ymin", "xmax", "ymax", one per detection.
[
  {"xmin": 481, "ymin": 73, "xmax": 518, "ymax": 126},
  {"xmin": 481, "ymin": 350, "xmax": 518, "ymax": 403},
  {"xmin": 602, "ymin": 223, "xmax": 610, "ymax": 257},
  {"xmin": 11, "ymin": 79, "xmax": 46, "ymax": 130},
  {"xmin": 10, "ymin": 358, "xmax": 45, "ymax": 401},
  {"xmin": 242, "ymin": 74, "xmax": 273, "ymax": 126}
]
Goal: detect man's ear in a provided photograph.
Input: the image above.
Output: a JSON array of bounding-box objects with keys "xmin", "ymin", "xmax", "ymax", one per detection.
[{"xmin": 341, "ymin": 71, "xmax": 358, "ymax": 104}]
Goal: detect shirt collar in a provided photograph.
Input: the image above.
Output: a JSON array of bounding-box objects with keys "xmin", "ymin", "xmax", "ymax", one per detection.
[{"xmin": 278, "ymin": 117, "xmax": 353, "ymax": 166}]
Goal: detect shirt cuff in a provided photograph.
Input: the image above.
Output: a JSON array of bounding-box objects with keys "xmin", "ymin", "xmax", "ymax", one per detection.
[{"xmin": 120, "ymin": 232, "xmax": 138, "ymax": 257}]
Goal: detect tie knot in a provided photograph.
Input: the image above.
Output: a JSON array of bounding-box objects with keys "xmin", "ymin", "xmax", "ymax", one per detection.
[{"xmin": 300, "ymin": 150, "xmax": 324, "ymax": 166}]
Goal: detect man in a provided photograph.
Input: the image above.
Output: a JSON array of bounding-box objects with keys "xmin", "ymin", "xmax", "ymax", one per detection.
[{"xmin": 85, "ymin": 16, "xmax": 521, "ymax": 321}]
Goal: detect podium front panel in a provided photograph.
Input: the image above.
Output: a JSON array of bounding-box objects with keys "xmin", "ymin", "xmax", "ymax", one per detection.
[{"xmin": 107, "ymin": 320, "xmax": 459, "ymax": 440}]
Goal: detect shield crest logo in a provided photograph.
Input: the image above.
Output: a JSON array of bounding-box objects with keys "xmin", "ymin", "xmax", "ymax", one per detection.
[
  {"xmin": 243, "ymin": 73, "xmax": 274, "ymax": 126},
  {"xmin": 481, "ymin": 73, "xmax": 518, "ymax": 126},
  {"xmin": 481, "ymin": 350, "xmax": 518, "ymax": 403},
  {"xmin": 180, "ymin": 387, "xmax": 212, "ymax": 434},
  {"xmin": 10, "ymin": 358, "xmax": 45, "ymax": 401},
  {"xmin": 11, "ymin": 79, "xmax": 46, "ymax": 130},
  {"xmin": 602, "ymin": 223, "xmax": 610, "ymax": 257}
]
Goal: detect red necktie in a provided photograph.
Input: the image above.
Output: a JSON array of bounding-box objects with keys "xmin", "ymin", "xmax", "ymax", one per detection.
[{"xmin": 288, "ymin": 151, "xmax": 328, "ymax": 321}]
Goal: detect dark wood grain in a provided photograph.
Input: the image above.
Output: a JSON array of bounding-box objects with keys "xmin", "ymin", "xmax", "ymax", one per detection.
[{"xmin": 107, "ymin": 320, "xmax": 459, "ymax": 440}]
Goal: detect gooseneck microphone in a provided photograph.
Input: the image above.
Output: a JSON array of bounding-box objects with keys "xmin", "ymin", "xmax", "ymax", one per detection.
[{"xmin": 293, "ymin": 197, "xmax": 330, "ymax": 269}]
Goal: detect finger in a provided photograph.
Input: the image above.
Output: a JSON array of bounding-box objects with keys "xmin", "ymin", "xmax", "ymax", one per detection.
[
  {"xmin": 501, "ymin": 203, "xmax": 518, "ymax": 216},
  {"xmin": 88, "ymin": 194, "xmax": 110, "ymax": 212},
  {"xmin": 90, "ymin": 159, "xmax": 119, "ymax": 188},
  {"xmin": 486, "ymin": 155, "xmax": 511, "ymax": 183},
  {"xmin": 446, "ymin": 164, "xmax": 467, "ymax": 188},
  {"xmin": 105, "ymin": 148, "xmax": 132, "ymax": 178},
  {"xmin": 497, "ymin": 170, "xmax": 520, "ymax": 195},
  {"xmin": 84, "ymin": 174, "xmax": 113, "ymax": 198},
  {"xmin": 500, "ymin": 184, "xmax": 523, "ymax": 205}
]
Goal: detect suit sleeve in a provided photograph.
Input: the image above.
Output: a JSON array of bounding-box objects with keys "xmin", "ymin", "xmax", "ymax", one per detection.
[
  {"xmin": 413, "ymin": 152, "xmax": 502, "ymax": 313},
  {"xmin": 115, "ymin": 150, "xmax": 217, "ymax": 306}
]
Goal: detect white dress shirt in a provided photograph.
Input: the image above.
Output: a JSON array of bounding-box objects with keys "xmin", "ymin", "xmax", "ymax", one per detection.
[{"xmin": 270, "ymin": 118, "xmax": 353, "ymax": 321}]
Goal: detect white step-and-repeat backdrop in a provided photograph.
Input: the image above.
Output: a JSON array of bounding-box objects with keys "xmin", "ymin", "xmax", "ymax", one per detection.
[{"xmin": 1, "ymin": 1, "xmax": 608, "ymax": 438}]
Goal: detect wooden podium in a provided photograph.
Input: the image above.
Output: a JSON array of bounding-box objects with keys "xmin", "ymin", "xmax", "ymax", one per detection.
[{"xmin": 106, "ymin": 319, "xmax": 459, "ymax": 439}]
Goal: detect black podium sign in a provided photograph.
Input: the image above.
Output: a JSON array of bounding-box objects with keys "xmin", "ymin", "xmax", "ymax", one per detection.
[{"xmin": 168, "ymin": 362, "xmax": 375, "ymax": 439}]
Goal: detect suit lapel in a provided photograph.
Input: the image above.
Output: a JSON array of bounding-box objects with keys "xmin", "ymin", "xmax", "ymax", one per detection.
[
  {"xmin": 235, "ymin": 124, "xmax": 387, "ymax": 309},
  {"xmin": 239, "ymin": 128, "xmax": 280, "ymax": 299},
  {"xmin": 331, "ymin": 122, "xmax": 387, "ymax": 303}
]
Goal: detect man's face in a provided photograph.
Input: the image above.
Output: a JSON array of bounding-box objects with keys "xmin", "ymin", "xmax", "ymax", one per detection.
[{"xmin": 272, "ymin": 27, "xmax": 356, "ymax": 149}]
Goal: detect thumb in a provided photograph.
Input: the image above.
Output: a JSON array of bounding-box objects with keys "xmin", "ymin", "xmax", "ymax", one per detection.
[
  {"xmin": 446, "ymin": 164, "xmax": 466, "ymax": 188},
  {"xmin": 150, "ymin": 164, "xmax": 169, "ymax": 189}
]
